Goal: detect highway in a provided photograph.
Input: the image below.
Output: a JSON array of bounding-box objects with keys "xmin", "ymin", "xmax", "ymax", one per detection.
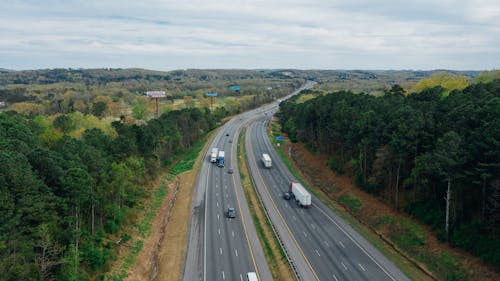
[
  {"xmin": 183, "ymin": 81, "xmax": 315, "ymax": 281},
  {"xmin": 183, "ymin": 114, "xmax": 272, "ymax": 281},
  {"xmin": 244, "ymin": 113, "xmax": 410, "ymax": 281}
]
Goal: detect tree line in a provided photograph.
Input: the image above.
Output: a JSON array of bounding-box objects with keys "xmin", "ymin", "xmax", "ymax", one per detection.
[
  {"xmin": 278, "ymin": 80, "xmax": 500, "ymax": 269},
  {"xmin": 0, "ymin": 106, "xmax": 220, "ymax": 280}
]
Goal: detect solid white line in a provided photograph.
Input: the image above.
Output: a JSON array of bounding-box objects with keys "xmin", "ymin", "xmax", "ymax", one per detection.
[
  {"xmin": 358, "ymin": 263, "xmax": 366, "ymax": 271},
  {"xmin": 339, "ymin": 241, "xmax": 345, "ymax": 248},
  {"xmin": 315, "ymin": 249, "xmax": 321, "ymax": 257},
  {"xmin": 332, "ymin": 273, "xmax": 339, "ymax": 281},
  {"xmin": 314, "ymin": 204, "xmax": 397, "ymax": 281},
  {"xmin": 341, "ymin": 262, "xmax": 347, "ymax": 270}
]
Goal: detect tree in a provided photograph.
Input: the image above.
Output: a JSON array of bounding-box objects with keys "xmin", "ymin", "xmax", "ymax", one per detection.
[
  {"xmin": 91, "ymin": 101, "xmax": 107, "ymax": 117},
  {"xmin": 53, "ymin": 114, "xmax": 76, "ymax": 134},
  {"xmin": 132, "ymin": 103, "xmax": 147, "ymax": 120}
]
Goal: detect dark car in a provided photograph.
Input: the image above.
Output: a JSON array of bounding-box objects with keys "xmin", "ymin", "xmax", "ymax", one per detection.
[
  {"xmin": 227, "ymin": 207, "xmax": 237, "ymax": 218},
  {"xmin": 226, "ymin": 133, "xmax": 230, "ymax": 136},
  {"xmin": 228, "ymin": 168, "xmax": 234, "ymax": 174},
  {"xmin": 283, "ymin": 192, "xmax": 291, "ymax": 200}
]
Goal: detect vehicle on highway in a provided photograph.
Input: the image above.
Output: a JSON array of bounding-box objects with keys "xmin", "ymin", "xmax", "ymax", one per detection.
[
  {"xmin": 217, "ymin": 150, "xmax": 225, "ymax": 167},
  {"xmin": 290, "ymin": 182, "xmax": 311, "ymax": 207},
  {"xmin": 210, "ymin": 147, "xmax": 218, "ymax": 163},
  {"xmin": 261, "ymin": 153, "xmax": 272, "ymax": 168},
  {"xmin": 246, "ymin": 272, "xmax": 258, "ymax": 281},
  {"xmin": 283, "ymin": 191, "xmax": 291, "ymax": 200},
  {"xmin": 228, "ymin": 168, "xmax": 234, "ymax": 174},
  {"xmin": 226, "ymin": 133, "xmax": 229, "ymax": 136},
  {"xmin": 227, "ymin": 207, "xmax": 236, "ymax": 218}
]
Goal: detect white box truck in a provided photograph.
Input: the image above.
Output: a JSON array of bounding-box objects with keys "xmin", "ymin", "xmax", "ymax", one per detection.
[
  {"xmin": 210, "ymin": 148, "xmax": 218, "ymax": 163},
  {"xmin": 289, "ymin": 182, "xmax": 311, "ymax": 208},
  {"xmin": 262, "ymin": 153, "xmax": 272, "ymax": 168}
]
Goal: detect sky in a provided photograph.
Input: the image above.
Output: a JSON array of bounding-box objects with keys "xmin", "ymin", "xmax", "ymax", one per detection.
[{"xmin": 0, "ymin": 0, "xmax": 499, "ymax": 70}]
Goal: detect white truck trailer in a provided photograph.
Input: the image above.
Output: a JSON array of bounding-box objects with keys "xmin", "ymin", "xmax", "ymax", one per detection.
[
  {"xmin": 289, "ymin": 182, "xmax": 311, "ymax": 208},
  {"xmin": 210, "ymin": 148, "xmax": 218, "ymax": 163},
  {"xmin": 262, "ymin": 153, "xmax": 272, "ymax": 168}
]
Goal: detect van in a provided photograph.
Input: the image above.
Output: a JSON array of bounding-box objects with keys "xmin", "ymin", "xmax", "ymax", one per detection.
[{"xmin": 247, "ymin": 272, "xmax": 258, "ymax": 281}]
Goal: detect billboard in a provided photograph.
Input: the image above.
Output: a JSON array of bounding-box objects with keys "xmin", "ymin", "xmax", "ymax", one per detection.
[
  {"xmin": 230, "ymin": 85, "xmax": 241, "ymax": 91},
  {"xmin": 146, "ymin": 91, "xmax": 166, "ymax": 98},
  {"xmin": 205, "ymin": 92, "xmax": 218, "ymax": 97}
]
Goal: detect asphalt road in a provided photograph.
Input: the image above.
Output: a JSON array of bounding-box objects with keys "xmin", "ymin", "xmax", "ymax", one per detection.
[
  {"xmin": 182, "ymin": 80, "xmax": 318, "ymax": 281},
  {"xmin": 183, "ymin": 111, "xmax": 276, "ymax": 281},
  {"xmin": 244, "ymin": 114, "xmax": 410, "ymax": 281}
]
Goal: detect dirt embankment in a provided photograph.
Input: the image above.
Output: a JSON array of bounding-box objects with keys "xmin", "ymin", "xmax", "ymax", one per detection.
[{"xmin": 279, "ymin": 138, "xmax": 498, "ymax": 281}]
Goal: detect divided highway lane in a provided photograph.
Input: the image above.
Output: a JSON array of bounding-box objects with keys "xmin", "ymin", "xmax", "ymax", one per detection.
[
  {"xmin": 246, "ymin": 118, "xmax": 410, "ymax": 281},
  {"xmin": 183, "ymin": 114, "xmax": 272, "ymax": 281}
]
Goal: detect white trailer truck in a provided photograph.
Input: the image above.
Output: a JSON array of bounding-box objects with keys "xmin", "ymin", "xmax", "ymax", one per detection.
[
  {"xmin": 262, "ymin": 153, "xmax": 272, "ymax": 168},
  {"xmin": 289, "ymin": 182, "xmax": 311, "ymax": 208},
  {"xmin": 210, "ymin": 148, "xmax": 218, "ymax": 163}
]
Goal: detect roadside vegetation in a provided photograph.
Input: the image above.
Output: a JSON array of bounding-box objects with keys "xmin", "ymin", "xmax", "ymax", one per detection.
[{"xmin": 276, "ymin": 73, "xmax": 500, "ymax": 280}]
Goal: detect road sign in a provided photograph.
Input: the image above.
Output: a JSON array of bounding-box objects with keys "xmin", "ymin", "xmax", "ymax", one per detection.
[{"xmin": 146, "ymin": 91, "xmax": 166, "ymax": 98}]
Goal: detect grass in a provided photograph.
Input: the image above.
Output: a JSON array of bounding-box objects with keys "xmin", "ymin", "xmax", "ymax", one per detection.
[
  {"xmin": 170, "ymin": 137, "xmax": 207, "ymax": 175},
  {"xmin": 238, "ymin": 128, "xmax": 294, "ymax": 281},
  {"xmin": 337, "ymin": 195, "xmax": 362, "ymax": 213}
]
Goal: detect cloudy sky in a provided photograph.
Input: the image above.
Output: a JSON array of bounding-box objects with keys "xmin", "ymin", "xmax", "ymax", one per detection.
[{"xmin": 1, "ymin": 0, "xmax": 499, "ymax": 70}]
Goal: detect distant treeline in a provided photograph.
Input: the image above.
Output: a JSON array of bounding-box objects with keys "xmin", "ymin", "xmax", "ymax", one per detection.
[
  {"xmin": 0, "ymin": 107, "xmax": 220, "ymax": 280},
  {"xmin": 278, "ymin": 80, "xmax": 500, "ymax": 268}
]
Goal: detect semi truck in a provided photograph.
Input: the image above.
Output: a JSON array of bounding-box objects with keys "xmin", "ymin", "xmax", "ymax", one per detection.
[
  {"xmin": 210, "ymin": 148, "xmax": 218, "ymax": 163},
  {"xmin": 262, "ymin": 153, "xmax": 272, "ymax": 168},
  {"xmin": 289, "ymin": 182, "xmax": 311, "ymax": 208},
  {"xmin": 217, "ymin": 151, "xmax": 225, "ymax": 167}
]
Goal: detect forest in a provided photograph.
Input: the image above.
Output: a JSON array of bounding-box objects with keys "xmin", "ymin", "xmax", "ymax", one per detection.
[
  {"xmin": 278, "ymin": 77, "xmax": 500, "ymax": 269},
  {"xmin": 0, "ymin": 106, "xmax": 223, "ymax": 280}
]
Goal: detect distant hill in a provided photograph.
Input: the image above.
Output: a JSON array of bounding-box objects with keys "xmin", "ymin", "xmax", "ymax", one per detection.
[{"xmin": 0, "ymin": 68, "xmax": 483, "ymax": 87}]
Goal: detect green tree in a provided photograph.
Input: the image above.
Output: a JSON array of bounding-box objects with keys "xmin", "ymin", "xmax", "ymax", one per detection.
[{"xmin": 132, "ymin": 103, "xmax": 147, "ymax": 120}]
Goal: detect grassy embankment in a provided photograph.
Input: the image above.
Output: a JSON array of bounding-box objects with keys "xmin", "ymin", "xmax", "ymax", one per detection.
[
  {"xmin": 105, "ymin": 134, "xmax": 208, "ymax": 281},
  {"xmin": 238, "ymin": 128, "xmax": 295, "ymax": 281}
]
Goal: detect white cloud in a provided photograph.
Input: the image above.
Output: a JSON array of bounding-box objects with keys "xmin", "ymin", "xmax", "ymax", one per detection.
[{"xmin": 0, "ymin": 0, "xmax": 498, "ymax": 70}]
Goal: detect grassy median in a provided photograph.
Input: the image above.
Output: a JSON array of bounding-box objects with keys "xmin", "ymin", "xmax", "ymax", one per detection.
[{"xmin": 238, "ymin": 128, "xmax": 295, "ymax": 281}]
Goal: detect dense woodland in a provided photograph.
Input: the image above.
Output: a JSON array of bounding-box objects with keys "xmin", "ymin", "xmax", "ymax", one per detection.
[
  {"xmin": 278, "ymin": 78, "xmax": 500, "ymax": 269},
  {"xmin": 0, "ymin": 105, "xmax": 229, "ymax": 280}
]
